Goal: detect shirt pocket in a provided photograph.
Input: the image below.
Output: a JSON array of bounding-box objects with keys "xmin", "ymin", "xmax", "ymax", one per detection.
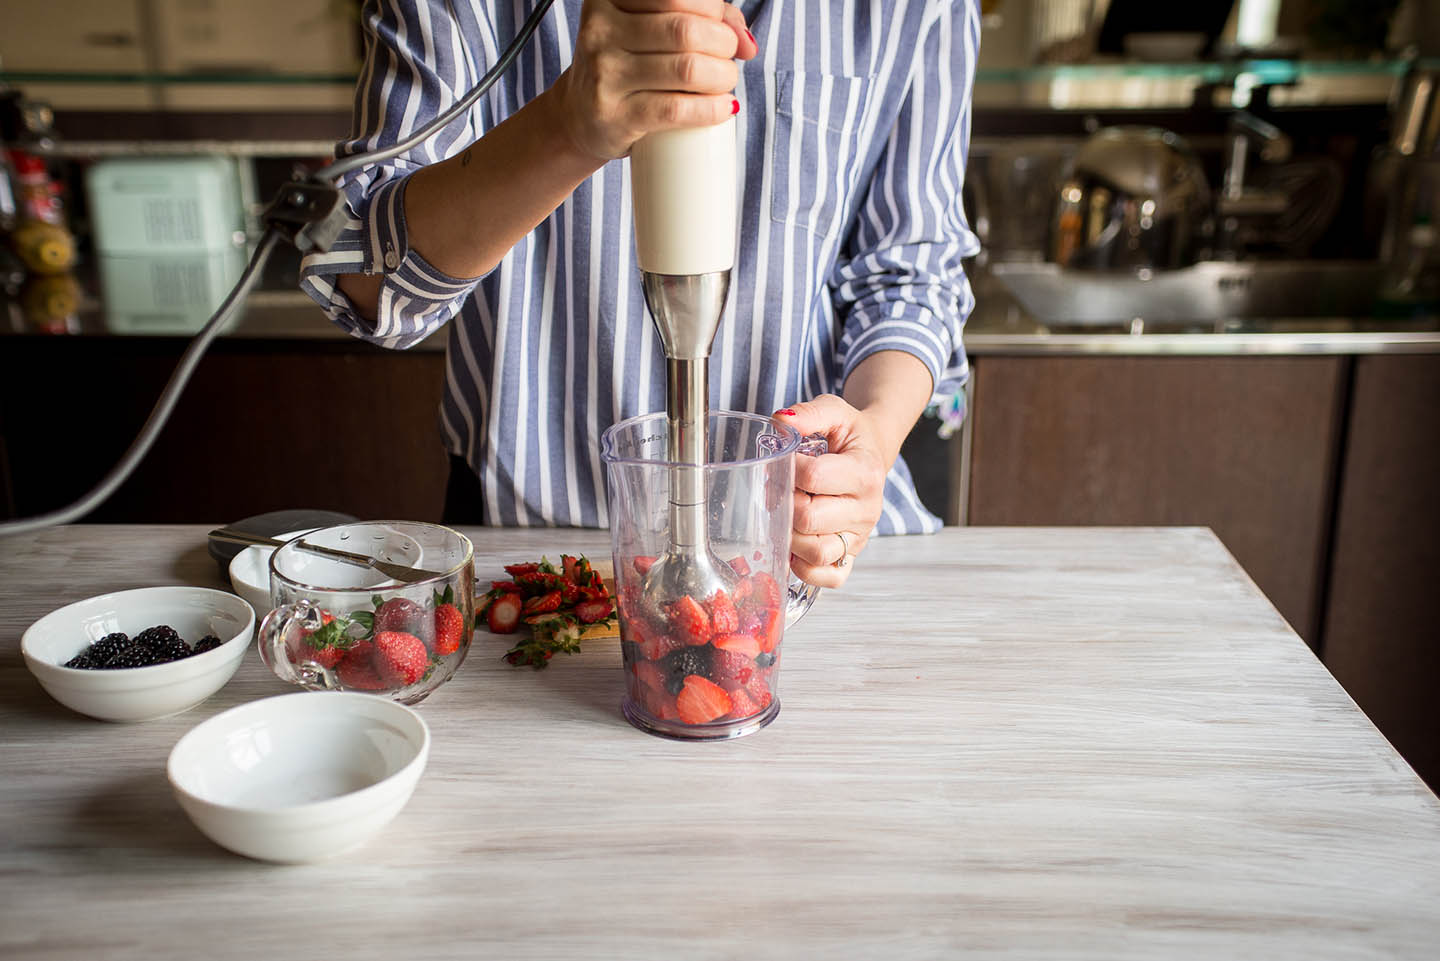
[{"xmin": 769, "ymin": 70, "xmax": 876, "ymax": 239}]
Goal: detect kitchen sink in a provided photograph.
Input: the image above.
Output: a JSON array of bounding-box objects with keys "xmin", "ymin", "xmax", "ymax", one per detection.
[{"xmin": 988, "ymin": 260, "xmax": 1388, "ymax": 327}]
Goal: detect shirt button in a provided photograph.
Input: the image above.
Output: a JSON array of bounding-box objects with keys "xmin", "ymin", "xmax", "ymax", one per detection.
[{"xmin": 383, "ymin": 249, "xmax": 400, "ymax": 270}]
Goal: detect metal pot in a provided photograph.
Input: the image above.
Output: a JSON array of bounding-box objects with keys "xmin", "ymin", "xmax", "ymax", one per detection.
[{"xmin": 1050, "ymin": 126, "xmax": 1212, "ymax": 270}]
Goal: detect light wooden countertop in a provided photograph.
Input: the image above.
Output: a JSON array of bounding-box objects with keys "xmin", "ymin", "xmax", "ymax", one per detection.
[{"xmin": 1, "ymin": 524, "xmax": 1437, "ymax": 958}]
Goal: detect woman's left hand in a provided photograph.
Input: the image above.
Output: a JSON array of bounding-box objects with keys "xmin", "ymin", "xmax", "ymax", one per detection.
[{"xmin": 774, "ymin": 394, "xmax": 894, "ymax": 588}]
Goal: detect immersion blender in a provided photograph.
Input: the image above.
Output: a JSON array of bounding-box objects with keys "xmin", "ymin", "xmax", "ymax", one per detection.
[{"xmin": 629, "ymin": 117, "xmax": 738, "ymax": 605}]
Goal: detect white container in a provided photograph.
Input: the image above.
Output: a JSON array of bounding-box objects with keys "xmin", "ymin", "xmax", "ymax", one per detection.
[
  {"xmin": 21, "ymin": 586, "xmax": 256, "ymax": 723},
  {"xmin": 167, "ymin": 692, "xmax": 430, "ymax": 863}
]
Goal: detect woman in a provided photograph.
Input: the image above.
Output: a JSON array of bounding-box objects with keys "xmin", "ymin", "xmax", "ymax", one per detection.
[{"xmin": 300, "ymin": 0, "xmax": 980, "ymax": 587}]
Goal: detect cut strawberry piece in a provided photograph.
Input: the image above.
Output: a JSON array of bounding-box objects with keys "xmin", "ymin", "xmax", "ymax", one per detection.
[
  {"xmin": 743, "ymin": 673, "xmax": 773, "ymax": 709},
  {"xmin": 632, "ymin": 555, "xmax": 657, "ymax": 576},
  {"xmin": 628, "ymin": 619, "xmax": 682, "ymax": 662},
  {"xmin": 713, "ymin": 632, "xmax": 761, "ymax": 658},
  {"xmin": 668, "ymin": 595, "xmax": 711, "ymax": 646},
  {"xmin": 522, "ymin": 590, "xmax": 562, "ymax": 614},
  {"xmin": 638, "ymin": 681, "xmax": 680, "ymax": 720},
  {"xmin": 675, "ymin": 675, "xmax": 732, "ymax": 724},
  {"xmin": 489, "ymin": 579, "xmax": 520, "ymax": 593},
  {"xmin": 575, "ymin": 597, "xmax": 613, "ymax": 623},
  {"xmin": 633, "ymin": 659, "xmax": 667, "ymax": 695},
  {"xmin": 736, "ymin": 571, "xmax": 782, "ymax": 616},
  {"xmin": 561, "ymin": 554, "xmax": 580, "ymax": 583},
  {"xmin": 504, "ymin": 562, "xmax": 541, "ymax": 577},
  {"xmin": 725, "ymin": 684, "xmax": 764, "ymax": 720},
  {"xmin": 747, "ymin": 605, "xmax": 782, "ymax": 654},
  {"xmin": 705, "ymin": 589, "xmax": 739, "ymax": 635},
  {"xmin": 727, "ymin": 555, "xmax": 752, "ymax": 577},
  {"xmin": 517, "ymin": 571, "xmax": 563, "ymax": 596},
  {"xmin": 486, "ymin": 592, "xmax": 523, "ymax": 633},
  {"xmin": 711, "ymin": 647, "xmax": 755, "ymax": 688}
]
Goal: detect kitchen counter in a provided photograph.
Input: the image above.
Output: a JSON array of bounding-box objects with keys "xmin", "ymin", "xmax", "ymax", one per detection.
[{"xmin": 2, "ymin": 524, "xmax": 1438, "ymax": 958}]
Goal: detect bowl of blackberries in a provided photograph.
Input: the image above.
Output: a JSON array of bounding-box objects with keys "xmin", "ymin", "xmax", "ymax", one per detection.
[{"xmin": 21, "ymin": 586, "xmax": 256, "ymax": 722}]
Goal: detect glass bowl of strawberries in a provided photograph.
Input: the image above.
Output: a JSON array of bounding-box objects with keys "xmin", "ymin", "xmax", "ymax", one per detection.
[{"xmin": 256, "ymin": 522, "xmax": 474, "ymax": 705}]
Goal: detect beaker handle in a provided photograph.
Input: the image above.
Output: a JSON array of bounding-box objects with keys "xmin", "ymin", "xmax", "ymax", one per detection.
[{"xmin": 784, "ymin": 432, "xmax": 830, "ymax": 627}]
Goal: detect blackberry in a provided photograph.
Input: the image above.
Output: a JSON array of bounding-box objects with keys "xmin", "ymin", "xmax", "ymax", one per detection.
[
  {"xmin": 134, "ymin": 625, "xmax": 189, "ymax": 661},
  {"xmin": 193, "ymin": 635, "xmax": 223, "ymax": 655},
  {"xmin": 755, "ymin": 652, "xmax": 775, "ymax": 668},
  {"xmin": 88, "ymin": 632, "xmax": 131, "ymax": 663},
  {"xmin": 64, "ymin": 652, "xmax": 98, "ymax": 670},
  {"xmin": 104, "ymin": 646, "xmax": 159, "ymax": 669},
  {"xmin": 659, "ymin": 646, "xmax": 712, "ymax": 696}
]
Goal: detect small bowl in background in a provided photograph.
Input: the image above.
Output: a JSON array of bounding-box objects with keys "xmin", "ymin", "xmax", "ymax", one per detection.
[
  {"xmin": 167, "ymin": 692, "xmax": 430, "ymax": 863},
  {"xmin": 21, "ymin": 586, "xmax": 255, "ymax": 722},
  {"xmin": 227, "ymin": 529, "xmax": 315, "ymax": 616}
]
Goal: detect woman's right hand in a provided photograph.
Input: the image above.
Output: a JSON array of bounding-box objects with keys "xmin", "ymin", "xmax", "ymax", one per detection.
[{"xmin": 552, "ymin": 0, "xmax": 758, "ymax": 163}]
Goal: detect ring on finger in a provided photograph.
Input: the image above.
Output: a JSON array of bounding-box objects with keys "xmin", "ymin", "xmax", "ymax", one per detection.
[{"xmin": 832, "ymin": 531, "xmax": 850, "ymax": 569}]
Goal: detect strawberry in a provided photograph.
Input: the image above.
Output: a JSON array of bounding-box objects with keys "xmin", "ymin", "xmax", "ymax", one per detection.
[
  {"xmin": 374, "ymin": 597, "xmax": 425, "ymax": 635},
  {"xmin": 293, "ymin": 611, "xmax": 350, "ymax": 669},
  {"xmin": 336, "ymin": 641, "xmax": 387, "ymax": 690},
  {"xmin": 627, "ymin": 618, "xmax": 682, "ymax": 662},
  {"xmin": 433, "ymin": 602, "xmax": 465, "ymax": 655},
  {"xmin": 727, "ymin": 555, "xmax": 752, "ymax": 577},
  {"xmin": 632, "ymin": 555, "xmax": 657, "ymax": 576},
  {"xmin": 725, "ymin": 684, "xmax": 765, "ymax": 720},
  {"xmin": 561, "ymin": 554, "xmax": 580, "ymax": 582},
  {"xmin": 668, "ymin": 595, "xmax": 711, "ymax": 646},
  {"xmin": 487, "ymin": 592, "xmax": 523, "ymax": 633},
  {"xmin": 711, "ymin": 648, "xmax": 755, "ymax": 688},
  {"xmin": 742, "ymin": 673, "xmax": 773, "ymax": 709},
  {"xmin": 633, "ymin": 659, "xmax": 667, "ymax": 697},
  {"xmin": 675, "ymin": 675, "xmax": 732, "ymax": 725},
  {"xmin": 744, "ymin": 605, "xmax": 782, "ymax": 654},
  {"xmin": 374, "ymin": 631, "xmax": 428, "ymax": 687},
  {"xmin": 489, "ymin": 580, "xmax": 520, "ymax": 593},
  {"xmin": 575, "ymin": 597, "xmax": 613, "ymax": 623},
  {"xmin": 517, "ymin": 571, "xmax": 563, "ymax": 596},
  {"xmin": 705, "ymin": 590, "xmax": 739, "ymax": 635},
  {"xmin": 504, "ymin": 562, "xmax": 541, "ymax": 577},
  {"xmin": 713, "ymin": 632, "xmax": 761, "ymax": 659},
  {"xmin": 522, "ymin": 589, "xmax": 562, "ymax": 614},
  {"xmin": 736, "ymin": 571, "xmax": 782, "ymax": 616}
]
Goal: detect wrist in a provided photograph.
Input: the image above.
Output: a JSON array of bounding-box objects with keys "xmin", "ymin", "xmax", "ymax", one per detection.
[{"xmin": 538, "ymin": 74, "xmax": 614, "ymax": 170}]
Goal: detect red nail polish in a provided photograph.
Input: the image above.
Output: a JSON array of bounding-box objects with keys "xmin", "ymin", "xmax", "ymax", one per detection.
[
  {"xmin": 775, "ymin": 408, "xmax": 796, "ymax": 416},
  {"xmin": 731, "ymin": 98, "xmax": 740, "ymax": 115},
  {"xmin": 746, "ymin": 28, "xmax": 756, "ymax": 46}
]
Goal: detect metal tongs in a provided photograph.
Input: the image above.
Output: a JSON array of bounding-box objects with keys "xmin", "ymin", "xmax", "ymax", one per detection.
[{"xmin": 207, "ymin": 528, "xmax": 444, "ymax": 584}]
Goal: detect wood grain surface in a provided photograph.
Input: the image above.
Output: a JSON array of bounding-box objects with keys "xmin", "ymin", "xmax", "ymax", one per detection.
[{"xmin": 1, "ymin": 525, "xmax": 1437, "ymax": 960}]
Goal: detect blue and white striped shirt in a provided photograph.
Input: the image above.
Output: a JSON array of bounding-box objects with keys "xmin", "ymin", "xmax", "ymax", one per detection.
[{"xmin": 300, "ymin": 0, "xmax": 980, "ymax": 532}]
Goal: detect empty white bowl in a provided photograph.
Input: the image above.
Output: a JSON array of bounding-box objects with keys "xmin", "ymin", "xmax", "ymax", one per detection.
[
  {"xmin": 167, "ymin": 692, "xmax": 430, "ymax": 863},
  {"xmin": 21, "ymin": 586, "xmax": 256, "ymax": 722}
]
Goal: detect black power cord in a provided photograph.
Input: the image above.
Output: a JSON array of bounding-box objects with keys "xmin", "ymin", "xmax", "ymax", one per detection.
[{"xmin": 0, "ymin": 0, "xmax": 557, "ymax": 538}]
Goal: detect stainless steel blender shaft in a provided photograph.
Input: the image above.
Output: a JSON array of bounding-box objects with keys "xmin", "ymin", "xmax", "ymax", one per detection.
[{"xmin": 641, "ymin": 269, "xmax": 733, "ymax": 599}]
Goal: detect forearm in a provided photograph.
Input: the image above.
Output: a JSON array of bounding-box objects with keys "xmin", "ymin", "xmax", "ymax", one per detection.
[
  {"xmin": 841, "ymin": 350, "xmax": 934, "ymax": 469},
  {"xmin": 336, "ymin": 84, "xmax": 604, "ymax": 319}
]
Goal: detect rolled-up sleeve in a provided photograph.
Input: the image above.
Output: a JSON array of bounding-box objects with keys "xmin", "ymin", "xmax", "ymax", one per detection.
[
  {"xmin": 299, "ymin": 0, "xmax": 491, "ymax": 349},
  {"xmin": 830, "ymin": 0, "xmax": 981, "ymax": 403}
]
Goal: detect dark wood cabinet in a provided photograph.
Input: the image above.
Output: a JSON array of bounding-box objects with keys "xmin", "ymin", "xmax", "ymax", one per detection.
[
  {"xmin": 965, "ymin": 354, "xmax": 1350, "ymax": 647},
  {"xmin": 0, "ymin": 337, "xmax": 450, "ymax": 525},
  {"xmin": 1320, "ymin": 353, "xmax": 1440, "ymax": 790}
]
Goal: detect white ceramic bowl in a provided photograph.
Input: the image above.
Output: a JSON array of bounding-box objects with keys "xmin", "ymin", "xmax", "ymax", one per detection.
[
  {"xmin": 167, "ymin": 692, "xmax": 430, "ymax": 863},
  {"xmin": 227, "ymin": 528, "xmax": 315, "ymax": 616},
  {"xmin": 21, "ymin": 586, "xmax": 256, "ymax": 722}
]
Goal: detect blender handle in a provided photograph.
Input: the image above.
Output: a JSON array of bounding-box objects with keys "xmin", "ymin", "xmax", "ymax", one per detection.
[{"xmin": 784, "ymin": 432, "xmax": 830, "ymax": 627}]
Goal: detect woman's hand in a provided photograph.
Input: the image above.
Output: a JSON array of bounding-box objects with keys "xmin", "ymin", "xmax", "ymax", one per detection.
[
  {"xmin": 775, "ymin": 395, "xmax": 895, "ymax": 589},
  {"xmin": 552, "ymin": 0, "xmax": 758, "ymax": 162}
]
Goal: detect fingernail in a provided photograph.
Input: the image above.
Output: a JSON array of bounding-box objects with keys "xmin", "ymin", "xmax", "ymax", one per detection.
[
  {"xmin": 775, "ymin": 408, "xmax": 796, "ymax": 416},
  {"xmin": 731, "ymin": 98, "xmax": 740, "ymax": 115}
]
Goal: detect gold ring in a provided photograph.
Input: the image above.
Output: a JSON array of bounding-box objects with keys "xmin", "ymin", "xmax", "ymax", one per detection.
[{"xmin": 833, "ymin": 532, "xmax": 850, "ymax": 569}]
